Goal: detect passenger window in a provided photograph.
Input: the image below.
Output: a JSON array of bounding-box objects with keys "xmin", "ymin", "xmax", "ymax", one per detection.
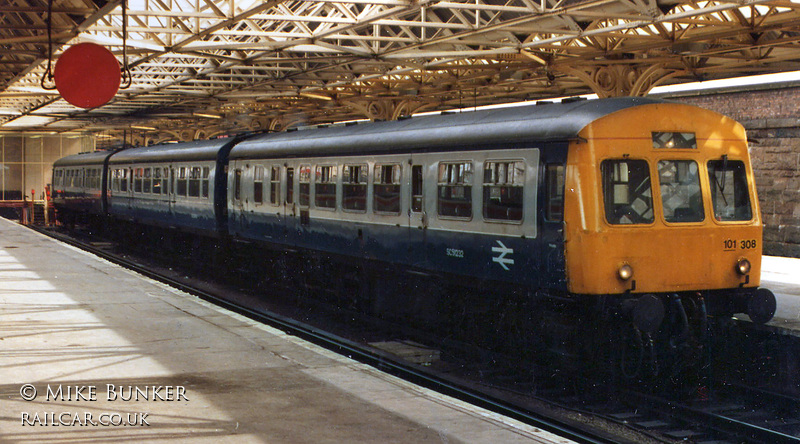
[
  {"xmin": 411, "ymin": 165, "xmax": 423, "ymax": 213},
  {"xmin": 375, "ymin": 164, "xmax": 401, "ymax": 215},
  {"xmin": 153, "ymin": 168, "xmax": 162, "ymax": 194},
  {"xmin": 134, "ymin": 168, "xmax": 143, "ymax": 193},
  {"xmin": 483, "ymin": 161, "xmax": 524, "ymax": 222},
  {"xmin": 143, "ymin": 168, "xmax": 151, "ymax": 193},
  {"xmin": 202, "ymin": 167, "xmax": 210, "ymax": 198},
  {"xmin": 298, "ymin": 165, "xmax": 311, "ymax": 207},
  {"xmin": 315, "ymin": 165, "xmax": 337, "ymax": 209},
  {"xmin": 188, "ymin": 166, "xmax": 201, "ymax": 197},
  {"xmin": 233, "ymin": 169, "xmax": 242, "ymax": 201},
  {"xmin": 601, "ymin": 159, "xmax": 654, "ymax": 225},
  {"xmin": 270, "ymin": 166, "xmax": 281, "ymax": 205},
  {"xmin": 254, "ymin": 166, "xmax": 264, "ymax": 204},
  {"xmin": 120, "ymin": 169, "xmax": 128, "ymax": 192},
  {"xmin": 437, "ymin": 162, "xmax": 473, "ymax": 219},
  {"xmin": 286, "ymin": 167, "xmax": 295, "ymax": 204},
  {"xmin": 657, "ymin": 160, "xmax": 704, "ymax": 223},
  {"xmin": 177, "ymin": 167, "xmax": 187, "ymax": 196},
  {"xmin": 708, "ymin": 159, "xmax": 752, "ymax": 221},
  {"xmin": 545, "ymin": 164, "xmax": 565, "ymax": 222},
  {"xmin": 343, "ymin": 164, "xmax": 367, "ymax": 212}
]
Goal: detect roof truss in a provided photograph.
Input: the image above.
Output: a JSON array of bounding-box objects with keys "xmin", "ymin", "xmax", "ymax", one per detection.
[{"xmin": 1, "ymin": 0, "xmax": 799, "ymax": 143}]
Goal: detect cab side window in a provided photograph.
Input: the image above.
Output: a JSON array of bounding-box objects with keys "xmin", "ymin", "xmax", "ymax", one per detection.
[
  {"xmin": 545, "ymin": 164, "xmax": 565, "ymax": 222},
  {"xmin": 708, "ymin": 159, "xmax": 752, "ymax": 221}
]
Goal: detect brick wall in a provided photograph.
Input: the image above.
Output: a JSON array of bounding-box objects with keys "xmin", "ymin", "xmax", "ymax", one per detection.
[{"xmin": 664, "ymin": 85, "xmax": 800, "ymax": 258}]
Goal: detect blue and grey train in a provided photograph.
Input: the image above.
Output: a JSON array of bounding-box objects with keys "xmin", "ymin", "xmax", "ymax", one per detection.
[{"xmin": 52, "ymin": 97, "xmax": 776, "ymax": 377}]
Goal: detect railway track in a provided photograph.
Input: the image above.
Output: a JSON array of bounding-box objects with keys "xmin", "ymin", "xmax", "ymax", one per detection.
[
  {"xmin": 29, "ymin": 224, "xmax": 800, "ymax": 444},
  {"xmin": 31, "ymin": 224, "xmax": 624, "ymax": 444}
]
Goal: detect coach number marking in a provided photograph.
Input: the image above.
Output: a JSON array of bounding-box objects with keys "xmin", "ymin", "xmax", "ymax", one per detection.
[
  {"xmin": 723, "ymin": 239, "xmax": 757, "ymax": 251},
  {"xmin": 446, "ymin": 248, "xmax": 464, "ymax": 258},
  {"xmin": 492, "ymin": 241, "xmax": 514, "ymax": 271}
]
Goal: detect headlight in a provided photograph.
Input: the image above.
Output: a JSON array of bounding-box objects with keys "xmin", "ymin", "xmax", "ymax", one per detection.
[
  {"xmin": 618, "ymin": 264, "xmax": 634, "ymax": 281},
  {"xmin": 737, "ymin": 258, "xmax": 751, "ymax": 275}
]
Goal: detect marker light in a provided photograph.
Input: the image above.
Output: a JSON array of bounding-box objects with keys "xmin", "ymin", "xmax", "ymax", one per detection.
[
  {"xmin": 618, "ymin": 264, "xmax": 634, "ymax": 281},
  {"xmin": 737, "ymin": 258, "xmax": 751, "ymax": 275}
]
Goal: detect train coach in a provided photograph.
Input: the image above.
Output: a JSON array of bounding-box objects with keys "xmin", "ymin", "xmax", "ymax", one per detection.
[{"xmin": 51, "ymin": 96, "xmax": 776, "ymax": 379}]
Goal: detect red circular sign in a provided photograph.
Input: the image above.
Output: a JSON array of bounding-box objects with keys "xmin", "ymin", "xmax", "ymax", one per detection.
[{"xmin": 54, "ymin": 43, "xmax": 121, "ymax": 109}]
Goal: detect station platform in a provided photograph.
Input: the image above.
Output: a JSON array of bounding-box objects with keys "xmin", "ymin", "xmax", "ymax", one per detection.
[
  {"xmin": 0, "ymin": 216, "xmax": 573, "ymax": 443},
  {"xmin": 761, "ymin": 255, "xmax": 800, "ymax": 331}
]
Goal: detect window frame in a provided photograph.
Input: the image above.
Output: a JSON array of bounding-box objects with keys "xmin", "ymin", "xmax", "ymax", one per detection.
[
  {"xmin": 269, "ymin": 166, "xmax": 281, "ymax": 206},
  {"xmin": 374, "ymin": 163, "xmax": 402, "ymax": 216},
  {"xmin": 482, "ymin": 160, "xmax": 525, "ymax": 224},
  {"xmin": 143, "ymin": 167, "xmax": 152, "ymax": 194},
  {"xmin": 656, "ymin": 159, "xmax": 705, "ymax": 224},
  {"xmin": 601, "ymin": 158, "xmax": 655, "ymax": 225},
  {"xmin": 133, "ymin": 167, "xmax": 143, "ymax": 193},
  {"xmin": 202, "ymin": 166, "xmax": 210, "ymax": 198},
  {"xmin": 707, "ymin": 158, "xmax": 753, "ymax": 222},
  {"xmin": 253, "ymin": 165, "xmax": 265, "ymax": 205},
  {"xmin": 314, "ymin": 164, "xmax": 337, "ymax": 210},
  {"xmin": 544, "ymin": 163, "xmax": 565, "ymax": 222},
  {"xmin": 437, "ymin": 161, "xmax": 474, "ymax": 220},
  {"xmin": 342, "ymin": 163, "xmax": 368, "ymax": 213},
  {"xmin": 298, "ymin": 165, "xmax": 311, "ymax": 207},
  {"xmin": 177, "ymin": 167, "xmax": 188, "ymax": 196}
]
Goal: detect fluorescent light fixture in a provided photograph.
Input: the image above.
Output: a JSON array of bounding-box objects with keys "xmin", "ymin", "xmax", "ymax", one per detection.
[
  {"xmin": 130, "ymin": 125, "xmax": 157, "ymax": 130},
  {"xmin": 299, "ymin": 92, "xmax": 332, "ymax": 101},
  {"xmin": 192, "ymin": 112, "xmax": 222, "ymax": 119}
]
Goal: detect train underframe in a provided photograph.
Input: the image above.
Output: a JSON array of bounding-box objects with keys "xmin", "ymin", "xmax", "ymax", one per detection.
[
  {"xmin": 216, "ymin": 235, "xmax": 769, "ymax": 389},
  {"xmin": 74, "ymin": 218, "xmax": 772, "ymax": 389}
]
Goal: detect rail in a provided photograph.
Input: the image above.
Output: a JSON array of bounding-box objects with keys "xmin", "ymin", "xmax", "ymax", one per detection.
[{"xmin": 28, "ymin": 225, "xmax": 620, "ymax": 444}]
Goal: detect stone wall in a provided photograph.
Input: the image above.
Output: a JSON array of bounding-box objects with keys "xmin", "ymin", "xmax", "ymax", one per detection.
[{"xmin": 664, "ymin": 84, "xmax": 800, "ymax": 258}]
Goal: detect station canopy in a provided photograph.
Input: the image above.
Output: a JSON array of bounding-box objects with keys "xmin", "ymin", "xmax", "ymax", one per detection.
[{"xmin": 1, "ymin": 0, "xmax": 799, "ymax": 144}]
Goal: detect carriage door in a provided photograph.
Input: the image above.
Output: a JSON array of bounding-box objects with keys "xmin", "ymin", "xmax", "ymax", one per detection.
[
  {"xmin": 541, "ymin": 152, "xmax": 567, "ymax": 288},
  {"xmin": 408, "ymin": 163, "xmax": 426, "ymax": 229},
  {"xmin": 127, "ymin": 168, "xmax": 134, "ymax": 210},
  {"xmin": 167, "ymin": 166, "xmax": 175, "ymax": 218},
  {"xmin": 284, "ymin": 167, "xmax": 294, "ymax": 218},
  {"xmin": 231, "ymin": 167, "xmax": 245, "ymax": 232}
]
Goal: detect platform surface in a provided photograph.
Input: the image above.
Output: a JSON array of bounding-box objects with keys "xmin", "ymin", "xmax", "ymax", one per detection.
[
  {"xmin": 0, "ymin": 217, "xmax": 572, "ymax": 444},
  {"xmin": 761, "ymin": 255, "xmax": 800, "ymax": 331}
]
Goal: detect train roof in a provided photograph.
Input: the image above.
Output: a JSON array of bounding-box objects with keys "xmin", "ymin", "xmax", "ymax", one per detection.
[
  {"xmin": 230, "ymin": 96, "xmax": 666, "ymax": 159},
  {"xmin": 53, "ymin": 150, "xmax": 115, "ymax": 167},
  {"xmin": 108, "ymin": 138, "xmax": 236, "ymax": 164}
]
